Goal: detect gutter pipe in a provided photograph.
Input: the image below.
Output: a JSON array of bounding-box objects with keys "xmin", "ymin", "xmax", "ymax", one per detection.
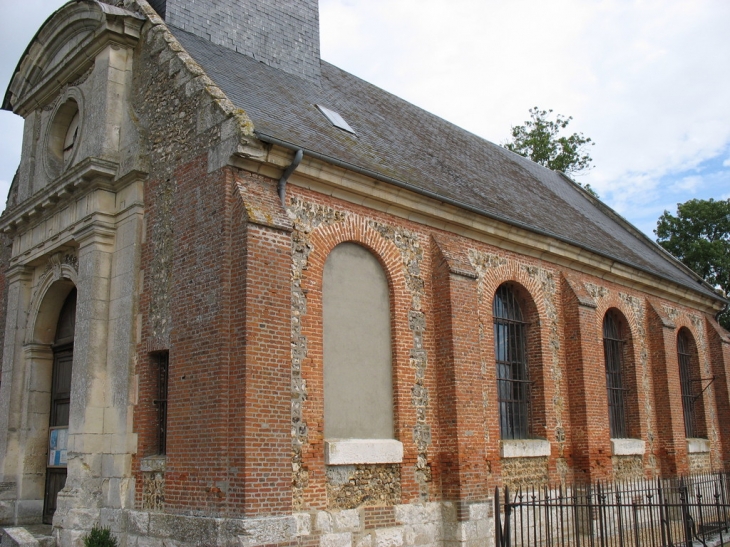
[{"xmin": 277, "ymin": 149, "xmax": 303, "ymax": 206}]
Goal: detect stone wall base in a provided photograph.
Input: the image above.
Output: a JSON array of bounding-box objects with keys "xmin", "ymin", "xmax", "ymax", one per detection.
[{"xmin": 93, "ymin": 501, "xmax": 494, "ymax": 547}]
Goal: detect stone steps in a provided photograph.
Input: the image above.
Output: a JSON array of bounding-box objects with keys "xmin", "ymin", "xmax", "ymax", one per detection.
[{"xmin": 1, "ymin": 525, "xmax": 54, "ymax": 547}]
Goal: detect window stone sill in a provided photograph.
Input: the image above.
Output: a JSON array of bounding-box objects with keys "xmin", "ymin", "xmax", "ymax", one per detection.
[
  {"xmin": 611, "ymin": 438, "xmax": 645, "ymax": 456},
  {"xmin": 687, "ymin": 438, "xmax": 710, "ymax": 454},
  {"xmin": 501, "ymin": 439, "xmax": 551, "ymax": 459},
  {"xmin": 325, "ymin": 439, "xmax": 404, "ymax": 465},
  {"xmin": 140, "ymin": 455, "xmax": 166, "ymax": 472}
]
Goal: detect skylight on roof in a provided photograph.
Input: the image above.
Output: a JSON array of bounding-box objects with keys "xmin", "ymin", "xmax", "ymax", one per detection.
[{"xmin": 316, "ymin": 104, "xmax": 356, "ymax": 134}]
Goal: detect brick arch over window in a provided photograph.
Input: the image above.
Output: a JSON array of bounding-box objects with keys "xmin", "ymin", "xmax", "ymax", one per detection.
[
  {"xmin": 296, "ymin": 215, "xmax": 417, "ymax": 504},
  {"xmin": 677, "ymin": 327, "xmax": 707, "ymax": 439},
  {"xmin": 323, "ymin": 242, "xmax": 393, "ymax": 439},
  {"xmin": 602, "ymin": 308, "xmax": 640, "ymax": 439},
  {"xmin": 487, "ymin": 279, "xmax": 547, "ymax": 441}
]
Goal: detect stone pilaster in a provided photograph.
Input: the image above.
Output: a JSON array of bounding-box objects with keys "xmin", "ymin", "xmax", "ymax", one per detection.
[{"xmin": 0, "ymin": 265, "xmax": 33, "ymax": 524}]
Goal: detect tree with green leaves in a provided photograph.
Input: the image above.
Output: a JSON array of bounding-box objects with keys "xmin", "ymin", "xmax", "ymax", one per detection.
[
  {"xmin": 655, "ymin": 198, "xmax": 730, "ymax": 329},
  {"xmin": 503, "ymin": 107, "xmax": 597, "ymax": 196}
]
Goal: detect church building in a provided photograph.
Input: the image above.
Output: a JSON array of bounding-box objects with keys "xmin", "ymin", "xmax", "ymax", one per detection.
[{"xmin": 0, "ymin": 0, "xmax": 728, "ymax": 546}]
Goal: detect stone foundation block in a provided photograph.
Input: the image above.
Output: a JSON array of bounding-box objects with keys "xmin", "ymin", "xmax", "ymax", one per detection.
[
  {"xmin": 126, "ymin": 511, "xmax": 150, "ymax": 535},
  {"xmin": 374, "ymin": 528, "xmax": 403, "ymax": 547},
  {"xmin": 403, "ymin": 522, "xmax": 441, "ymax": 546},
  {"xmin": 221, "ymin": 515, "xmax": 296, "ymax": 547},
  {"xmin": 100, "ymin": 508, "xmax": 127, "ymax": 533},
  {"xmin": 129, "ymin": 535, "xmax": 163, "ymax": 547},
  {"xmin": 443, "ymin": 521, "xmax": 477, "ymax": 543},
  {"xmin": 0, "ymin": 501, "xmax": 16, "ymax": 524},
  {"xmin": 0, "ymin": 482, "xmax": 18, "ymax": 500},
  {"xmin": 56, "ymin": 508, "xmax": 98, "ymax": 531},
  {"xmin": 394, "ymin": 503, "xmax": 441, "ymax": 525},
  {"xmin": 294, "ymin": 512, "xmax": 312, "ymax": 536},
  {"xmin": 353, "ymin": 533, "xmax": 373, "ymax": 547},
  {"xmin": 332, "ymin": 510, "xmax": 360, "ymax": 532},
  {"xmin": 315, "ymin": 512, "xmax": 334, "ymax": 533},
  {"xmin": 320, "ymin": 531, "xmax": 351, "ymax": 547},
  {"xmin": 14, "ymin": 500, "xmax": 43, "ymax": 524},
  {"xmin": 2, "ymin": 527, "xmax": 39, "ymax": 547},
  {"xmin": 467, "ymin": 503, "xmax": 489, "ymax": 521}
]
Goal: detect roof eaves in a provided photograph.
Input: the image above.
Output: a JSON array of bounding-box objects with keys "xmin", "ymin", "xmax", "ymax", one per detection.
[
  {"xmin": 556, "ymin": 171, "xmax": 724, "ymax": 301},
  {"xmin": 258, "ymin": 130, "xmax": 726, "ymax": 306}
]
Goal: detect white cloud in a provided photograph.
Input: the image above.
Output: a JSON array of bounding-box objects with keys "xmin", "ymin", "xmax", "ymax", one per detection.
[{"xmin": 669, "ymin": 175, "xmax": 703, "ymax": 194}]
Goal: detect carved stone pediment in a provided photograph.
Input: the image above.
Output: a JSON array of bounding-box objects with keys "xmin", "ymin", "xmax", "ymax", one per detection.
[{"xmin": 3, "ymin": 1, "xmax": 144, "ymax": 117}]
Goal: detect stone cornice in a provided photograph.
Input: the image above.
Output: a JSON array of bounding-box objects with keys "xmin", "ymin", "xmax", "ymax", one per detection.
[
  {"xmin": 0, "ymin": 158, "xmax": 132, "ymax": 235},
  {"xmin": 246, "ymin": 145, "xmax": 723, "ymax": 314}
]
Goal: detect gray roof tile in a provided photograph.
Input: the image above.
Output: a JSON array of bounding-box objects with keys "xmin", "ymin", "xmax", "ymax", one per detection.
[{"xmin": 170, "ymin": 26, "xmax": 719, "ymax": 302}]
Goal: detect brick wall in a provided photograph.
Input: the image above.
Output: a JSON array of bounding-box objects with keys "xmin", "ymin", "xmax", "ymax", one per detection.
[{"xmin": 285, "ymin": 184, "xmax": 730, "ymax": 512}]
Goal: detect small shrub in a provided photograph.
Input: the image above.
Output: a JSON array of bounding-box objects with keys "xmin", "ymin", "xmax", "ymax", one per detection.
[{"xmin": 83, "ymin": 525, "xmax": 119, "ymax": 547}]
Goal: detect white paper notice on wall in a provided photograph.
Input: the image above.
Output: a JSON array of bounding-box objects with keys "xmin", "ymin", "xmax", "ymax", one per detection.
[{"xmin": 48, "ymin": 427, "xmax": 68, "ymax": 467}]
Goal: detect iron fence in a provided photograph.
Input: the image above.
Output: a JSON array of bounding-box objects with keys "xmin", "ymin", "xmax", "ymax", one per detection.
[{"xmin": 495, "ymin": 472, "xmax": 730, "ymax": 546}]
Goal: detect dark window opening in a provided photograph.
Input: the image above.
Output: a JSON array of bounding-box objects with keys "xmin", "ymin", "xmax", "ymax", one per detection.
[
  {"xmin": 153, "ymin": 352, "xmax": 169, "ymax": 455},
  {"xmin": 494, "ymin": 284, "xmax": 530, "ymax": 440},
  {"xmin": 604, "ymin": 311, "xmax": 628, "ymax": 438},
  {"xmin": 677, "ymin": 329, "xmax": 706, "ymax": 438}
]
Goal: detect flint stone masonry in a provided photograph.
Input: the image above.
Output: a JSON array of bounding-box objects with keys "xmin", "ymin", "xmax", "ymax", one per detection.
[
  {"xmin": 501, "ymin": 457, "xmax": 549, "ymax": 490},
  {"xmin": 612, "ymin": 455, "xmax": 645, "ymax": 481},
  {"xmin": 326, "ymin": 465, "xmax": 401, "ymax": 510}
]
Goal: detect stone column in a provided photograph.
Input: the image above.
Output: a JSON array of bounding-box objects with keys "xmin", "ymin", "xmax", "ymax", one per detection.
[
  {"xmin": 15, "ymin": 344, "xmax": 54, "ymax": 522},
  {"xmin": 54, "ymin": 223, "xmax": 115, "ymax": 536},
  {"xmin": 0, "ymin": 265, "xmax": 34, "ymax": 524}
]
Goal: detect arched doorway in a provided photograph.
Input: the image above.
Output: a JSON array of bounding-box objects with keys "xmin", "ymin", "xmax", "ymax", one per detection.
[{"xmin": 43, "ymin": 287, "xmax": 76, "ymax": 524}]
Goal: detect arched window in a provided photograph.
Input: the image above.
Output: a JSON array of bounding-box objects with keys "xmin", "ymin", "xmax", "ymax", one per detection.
[
  {"xmin": 493, "ymin": 284, "xmax": 530, "ymax": 440},
  {"xmin": 323, "ymin": 243, "xmax": 393, "ymax": 439},
  {"xmin": 603, "ymin": 310, "xmax": 628, "ymax": 438},
  {"xmin": 678, "ymin": 328, "xmax": 706, "ymax": 438}
]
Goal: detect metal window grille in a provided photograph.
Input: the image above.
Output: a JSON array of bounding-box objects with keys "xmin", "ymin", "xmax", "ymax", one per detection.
[
  {"xmin": 153, "ymin": 352, "xmax": 169, "ymax": 455},
  {"xmin": 493, "ymin": 285, "xmax": 530, "ymax": 440},
  {"xmin": 678, "ymin": 331, "xmax": 697, "ymax": 438},
  {"xmin": 603, "ymin": 312, "xmax": 628, "ymax": 438}
]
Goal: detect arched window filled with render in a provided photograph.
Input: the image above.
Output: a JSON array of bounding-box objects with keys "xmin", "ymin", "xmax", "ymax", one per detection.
[
  {"xmin": 493, "ymin": 284, "xmax": 531, "ymax": 440},
  {"xmin": 323, "ymin": 243, "xmax": 394, "ymax": 440}
]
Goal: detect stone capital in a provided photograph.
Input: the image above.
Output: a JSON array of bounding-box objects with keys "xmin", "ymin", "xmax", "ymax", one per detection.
[{"xmin": 73, "ymin": 222, "xmax": 116, "ymax": 252}]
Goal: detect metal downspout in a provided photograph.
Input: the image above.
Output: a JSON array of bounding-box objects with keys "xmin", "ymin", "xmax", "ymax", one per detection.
[{"xmin": 277, "ymin": 149, "xmax": 303, "ymax": 206}]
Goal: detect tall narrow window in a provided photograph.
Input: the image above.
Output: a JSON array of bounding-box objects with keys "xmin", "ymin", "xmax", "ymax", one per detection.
[
  {"xmin": 323, "ymin": 243, "xmax": 393, "ymax": 440},
  {"xmin": 604, "ymin": 311, "xmax": 628, "ymax": 438},
  {"xmin": 677, "ymin": 329, "xmax": 706, "ymax": 438},
  {"xmin": 494, "ymin": 284, "xmax": 530, "ymax": 440},
  {"xmin": 153, "ymin": 352, "xmax": 169, "ymax": 455}
]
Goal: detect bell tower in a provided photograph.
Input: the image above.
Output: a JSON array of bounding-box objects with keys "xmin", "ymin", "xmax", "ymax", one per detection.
[{"xmin": 148, "ymin": 0, "xmax": 322, "ymax": 84}]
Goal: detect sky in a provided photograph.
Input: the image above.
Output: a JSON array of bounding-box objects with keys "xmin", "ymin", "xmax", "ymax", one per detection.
[{"xmin": 1, "ymin": 0, "xmax": 729, "ymax": 238}]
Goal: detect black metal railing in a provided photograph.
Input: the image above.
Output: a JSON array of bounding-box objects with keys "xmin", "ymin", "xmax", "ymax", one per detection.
[{"xmin": 495, "ymin": 472, "xmax": 730, "ymax": 546}]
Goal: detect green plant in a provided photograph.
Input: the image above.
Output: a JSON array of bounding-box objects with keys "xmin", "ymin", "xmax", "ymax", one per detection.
[{"xmin": 83, "ymin": 525, "xmax": 119, "ymax": 547}]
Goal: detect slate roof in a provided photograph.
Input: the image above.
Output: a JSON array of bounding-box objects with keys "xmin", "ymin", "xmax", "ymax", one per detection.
[{"xmin": 171, "ymin": 26, "xmax": 721, "ymax": 302}]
